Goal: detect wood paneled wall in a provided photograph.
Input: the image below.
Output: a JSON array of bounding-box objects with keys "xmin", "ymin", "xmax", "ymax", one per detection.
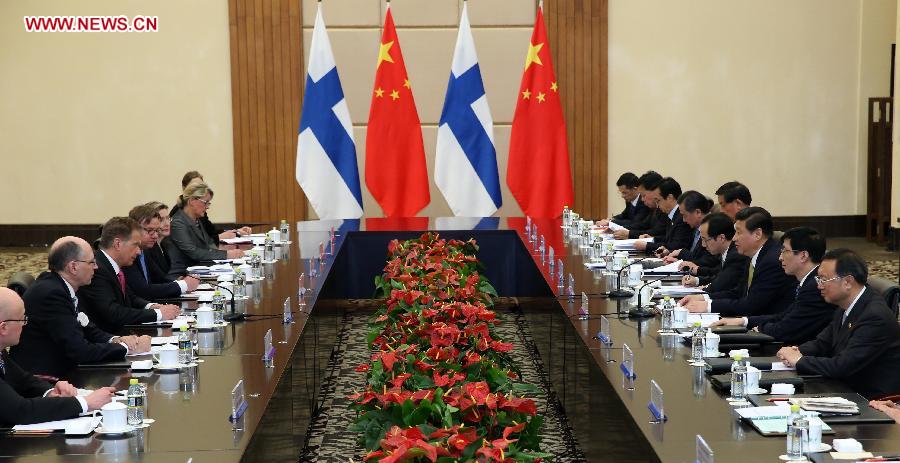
[
  {"xmin": 544, "ymin": 0, "xmax": 609, "ymax": 219},
  {"xmin": 228, "ymin": 0, "xmax": 307, "ymax": 224}
]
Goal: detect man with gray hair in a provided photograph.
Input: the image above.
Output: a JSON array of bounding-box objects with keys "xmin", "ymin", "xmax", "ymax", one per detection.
[
  {"xmin": 10, "ymin": 237, "xmax": 151, "ymax": 379},
  {"xmin": 0, "ymin": 287, "xmax": 116, "ymax": 426}
]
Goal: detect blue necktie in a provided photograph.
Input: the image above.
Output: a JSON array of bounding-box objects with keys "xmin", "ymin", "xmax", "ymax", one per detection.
[
  {"xmin": 0, "ymin": 354, "xmax": 5, "ymax": 376},
  {"xmin": 689, "ymin": 229, "xmax": 700, "ymax": 254},
  {"xmin": 138, "ymin": 254, "xmax": 149, "ymax": 283}
]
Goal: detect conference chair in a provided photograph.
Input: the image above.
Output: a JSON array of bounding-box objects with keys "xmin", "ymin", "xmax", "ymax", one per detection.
[
  {"xmin": 868, "ymin": 276, "xmax": 900, "ymax": 320},
  {"xmin": 7, "ymin": 271, "xmax": 34, "ymax": 297}
]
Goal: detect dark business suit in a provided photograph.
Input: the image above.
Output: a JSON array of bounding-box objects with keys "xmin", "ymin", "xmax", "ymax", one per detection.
[
  {"xmin": 627, "ymin": 209, "xmax": 668, "ymax": 239},
  {"xmin": 746, "ymin": 266, "xmax": 837, "ymax": 345},
  {"xmin": 676, "ymin": 229, "xmax": 719, "ymax": 268},
  {"xmin": 9, "ymin": 272, "xmax": 126, "ymax": 378},
  {"xmin": 77, "ymin": 250, "xmax": 157, "ymax": 334},
  {"xmin": 646, "ymin": 209, "xmax": 693, "ymax": 254},
  {"xmin": 145, "ymin": 242, "xmax": 171, "ymax": 279},
  {"xmin": 698, "ymin": 243, "xmax": 749, "ymax": 293},
  {"xmin": 171, "ymin": 203, "xmax": 221, "ymax": 246},
  {"xmin": 123, "ymin": 252, "xmax": 182, "ymax": 300},
  {"xmin": 611, "ymin": 196, "xmax": 651, "ymax": 229},
  {"xmin": 797, "ymin": 287, "xmax": 900, "ymax": 398},
  {"xmin": 0, "ymin": 352, "xmax": 83, "ymax": 426},
  {"xmin": 708, "ymin": 238, "xmax": 797, "ymax": 317},
  {"xmin": 165, "ymin": 209, "xmax": 227, "ymax": 278}
]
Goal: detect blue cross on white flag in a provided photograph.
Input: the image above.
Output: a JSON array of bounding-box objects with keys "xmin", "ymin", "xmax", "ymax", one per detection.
[
  {"xmin": 435, "ymin": 2, "xmax": 502, "ymax": 217},
  {"xmin": 296, "ymin": 4, "xmax": 363, "ymax": 219}
]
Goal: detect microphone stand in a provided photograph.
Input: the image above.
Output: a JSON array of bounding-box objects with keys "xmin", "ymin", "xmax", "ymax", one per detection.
[
  {"xmin": 212, "ymin": 283, "xmax": 245, "ymax": 322},
  {"xmin": 609, "ymin": 256, "xmax": 653, "ymax": 298},
  {"xmin": 628, "ymin": 275, "xmax": 668, "ymax": 318}
]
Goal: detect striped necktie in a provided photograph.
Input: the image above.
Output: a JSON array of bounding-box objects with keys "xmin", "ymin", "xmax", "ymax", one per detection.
[{"xmin": 138, "ymin": 253, "xmax": 149, "ymax": 283}]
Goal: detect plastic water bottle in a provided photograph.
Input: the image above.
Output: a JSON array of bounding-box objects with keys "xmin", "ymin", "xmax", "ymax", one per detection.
[
  {"xmin": 691, "ymin": 322, "xmax": 705, "ymax": 363},
  {"xmin": 563, "ymin": 205, "xmax": 570, "ymax": 228},
  {"xmin": 234, "ymin": 269, "xmax": 246, "ymax": 298},
  {"xmin": 263, "ymin": 235, "xmax": 275, "ymax": 262},
  {"xmin": 279, "ymin": 219, "xmax": 289, "ymax": 242},
  {"xmin": 211, "ymin": 290, "xmax": 225, "ymax": 324},
  {"xmin": 786, "ymin": 404, "xmax": 808, "ymax": 459},
  {"xmin": 661, "ymin": 297, "xmax": 674, "ymax": 331},
  {"xmin": 592, "ymin": 238, "xmax": 602, "ymax": 262},
  {"xmin": 250, "ymin": 251, "xmax": 262, "ymax": 279},
  {"xmin": 178, "ymin": 326, "xmax": 193, "ymax": 364},
  {"xmin": 127, "ymin": 378, "xmax": 145, "ymax": 425},
  {"xmin": 730, "ymin": 354, "xmax": 747, "ymax": 400}
]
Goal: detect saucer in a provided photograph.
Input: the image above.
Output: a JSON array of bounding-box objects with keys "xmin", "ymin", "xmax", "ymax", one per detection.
[
  {"xmin": 704, "ymin": 352, "xmax": 726, "ymax": 358},
  {"xmin": 155, "ymin": 363, "xmax": 188, "ymax": 371},
  {"xmin": 746, "ymin": 387, "xmax": 768, "ymax": 395},
  {"xmin": 809, "ymin": 443, "xmax": 831, "ymax": 453},
  {"xmin": 95, "ymin": 425, "xmax": 134, "ymax": 435}
]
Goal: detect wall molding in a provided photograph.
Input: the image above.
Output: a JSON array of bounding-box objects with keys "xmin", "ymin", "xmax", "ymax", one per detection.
[{"xmin": 0, "ymin": 216, "xmax": 867, "ymax": 247}]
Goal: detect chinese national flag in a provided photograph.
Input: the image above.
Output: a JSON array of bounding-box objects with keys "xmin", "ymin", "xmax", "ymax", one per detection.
[
  {"xmin": 365, "ymin": 6, "xmax": 430, "ymax": 217},
  {"xmin": 507, "ymin": 4, "xmax": 574, "ymax": 218}
]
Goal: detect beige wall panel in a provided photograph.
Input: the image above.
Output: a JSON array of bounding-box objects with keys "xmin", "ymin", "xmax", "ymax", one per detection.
[
  {"xmin": 382, "ymin": 0, "xmax": 459, "ymax": 27},
  {"xmin": 464, "ymin": 0, "xmax": 535, "ymax": 27},
  {"xmin": 472, "ymin": 28, "xmax": 534, "ymax": 124},
  {"xmin": 607, "ymin": 0, "xmax": 886, "ymax": 217},
  {"xmin": 0, "ymin": 0, "xmax": 235, "ymax": 224},
  {"xmin": 303, "ymin": 28, "xmax": 381, "ymax": 124},
  {"xmin": 302, "ymin": 0, "xmax": 381, "ymax": 27}
]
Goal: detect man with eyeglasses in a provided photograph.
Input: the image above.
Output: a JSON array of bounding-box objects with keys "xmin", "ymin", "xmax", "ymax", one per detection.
[
  {"xmin": 78, "ymin": 217, "xmax": 181, "ymax": 333},
  {"xmin": 711, "ymin": 227, "xmax": 836, "ymax": 345},
  {"xmin": 124, "ymin": 204, "xmax": 200, "ymax": 300},
  {"xmin": 776, "ymin": 249, "xmax": 900, "ymax": 399},
  {"xmin": 0, "ymin": 287, "xmax": 117, "ymax": 426},
  {"xmin": 10, "ymin": 237, "xmax": 152, "ymax": 379},
  {"xmin": 595, "ymin": 172, "xmax": 650, "ymax": 230},
  {"xmin": 609, "ymin": 171, "xmax": 668, "ymax": 240},
  {"xmin": 680, "ymin": 207, "xmax": 796, "ymax": 317}
]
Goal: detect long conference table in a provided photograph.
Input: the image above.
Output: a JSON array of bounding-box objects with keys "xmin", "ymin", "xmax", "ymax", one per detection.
[{"xmin": 2, "ymin": 217, "xmax": 899, "ymax": 462}]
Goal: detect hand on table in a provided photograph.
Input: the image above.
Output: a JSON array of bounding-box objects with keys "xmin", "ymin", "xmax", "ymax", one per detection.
[
  {"xmin": 709, "ymin": 317, "xmax": 743, "ymax": 328},
  {"xmin": 654, "ymin": 246, "xmax": 670, "ymax": 257},
  {"xmin": 613, "ymin": 229, "xmax": 629, "ymax": 240},
  {"xmin": 634, "ymin": 240, "xmax": 648, "ymax": 251},
  {"xmin": 48, "ymin": 380, "xmax": 78, "ymax": 397},
  {"xmin": 118, "ymin": 335, "xmax": 151, "ymax": 354},
  {"xmin": 595, "ymin": 219, "xmax": 610, "ymax": 227},
  {"xmin": 681, "ymin": 275, "xmax": 700, "ymax": 287},
  {"xmin": 870, "ymin": 400, "xmax": 900, "ymax": 423},
  {"xmin": 226, "ymin": 249, "xmax": 244, "ymax": 259},
  {"xmin": 84, "ymin": 387, "xmax": 118, "ymax": 412},
  {"xmin": 776, "ymin": 346, "xmax": 802, "ymax": 368},
  {"xmin": 680, "ymin": 261, "xmax": 699, "ymax": 275},
  {"xmin": 683, "ymin": 299, "xmax": 709, "ymax": 313},
  {"xmin": 155, "ymin": 304, "xmax": 181, "ymax": 320},
  {"xmin": 181, "ymin": 275, "xmax": 201, "ymax": 292},
  {"xmin": 678, "ymin": 294, "xmax": 703, "ymax": 306},
  {"xmin": 237, "ymin": 226, "xmax": 253, "ymax": 236}
]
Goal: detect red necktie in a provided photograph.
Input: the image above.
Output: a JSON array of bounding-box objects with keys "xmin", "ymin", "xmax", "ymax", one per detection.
[{"xmin": 116, "ymin": 271, "xmax": 126, "ymax": 296}]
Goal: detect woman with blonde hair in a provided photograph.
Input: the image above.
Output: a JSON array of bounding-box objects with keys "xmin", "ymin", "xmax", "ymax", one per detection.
[{"xmin": 165, "ymin": 182, "xmax": 243, "ymax": 277}]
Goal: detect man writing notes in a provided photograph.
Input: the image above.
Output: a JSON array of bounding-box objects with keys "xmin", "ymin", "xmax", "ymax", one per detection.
[
  {"xmin": 680, "ymin": 207, "xmax": 796, "ymax": 317},
  {"xmin": 10, "ymin": 237, "xmax": 151, "ymax": 379},
  {"xmin": 124, "ymin": 204, "xmax": 200, "ymax": 300},
  {"xmin": 78, "ymin": 217, "xmax": 180, "ymax": 333},
  {"xmin": 681, "ymin": 212, "xmax": 749, "ymax": 293},
  {"xmin": 610, "ymin": 171, "xmax": 667, "ymax": 240},
  {"xmin": 634, "ymin": 177, "xmax": 693, "ymax": 255},
  {"xmin": 596, "ymin": 172, "xmax": 650, "ymax": 229},
  {"xmin": 777, "ymin": 249, "xmax": 900, "ymax": 399},
  {"xmin": 711, "ymin": 227, "xmax": 836, "ymax": 345},
  {"xmin": 0, "ymin": 288, "xmax": 116, "ymax": 426}
]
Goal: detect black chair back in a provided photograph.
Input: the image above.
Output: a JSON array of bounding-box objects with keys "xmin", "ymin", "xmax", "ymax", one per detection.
[
  {"xmin": 7, "ymin": 271, "xmax": 35, "ymax": 297},
  {"xmin": 869, "ymin": 277, "xmax": 900, "ymax": 320}
]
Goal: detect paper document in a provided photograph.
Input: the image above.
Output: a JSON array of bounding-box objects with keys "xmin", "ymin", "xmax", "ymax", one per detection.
[
  {"xmin": 13, "ymin": 415, "xmax": 101, "ymax": 435},
  {"xmin": 655, "ymin": 285, "xmax": 705, "ymax": 296},
  {"xmin": 645, "ymin": 260, "xmax": 683, "ymax": 273},
  {"xmin": 613, "ymin": 238, "xmax": 653, "ymax": 249},
  {"xmin": 608, "ymin": 222, "xmax": 625, "ymax": 232},
  {"xmin": 770, "ymin": 362, "xmax": 796, "ymax": 371},
  {"xmin": 686, "ymin": 313, "xmax": 720, "ymax": 327},
  {"xmin": 151, "ymin": 336, "xmax": 177, "ymax": 345},
  {"xmin": 221, "ymin": 237, "xmax": 253, "ymax": 245}
]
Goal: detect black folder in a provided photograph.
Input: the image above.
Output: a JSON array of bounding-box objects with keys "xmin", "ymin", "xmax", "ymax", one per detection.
[
  {"xmin": 704, "ymin": 356, "xmax": 781, "ymax": 374},
  {"xmin": 709, "ymin": 370, "xmax": 805, "ymax": 392}
]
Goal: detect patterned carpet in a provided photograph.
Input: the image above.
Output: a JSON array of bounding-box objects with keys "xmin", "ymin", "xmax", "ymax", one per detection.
[{"xmin": 298, "ymin": 309, "xmax": 586, "ymax": 462}]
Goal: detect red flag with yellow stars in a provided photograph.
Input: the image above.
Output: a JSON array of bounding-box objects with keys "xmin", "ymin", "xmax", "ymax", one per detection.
[
  {"xmin": 507, "ymin": 4, "xmax": 574, "ymax": 218},
  {"xmin": 365, "ymin": 5, "xmax": 430, "ymax": 217}
]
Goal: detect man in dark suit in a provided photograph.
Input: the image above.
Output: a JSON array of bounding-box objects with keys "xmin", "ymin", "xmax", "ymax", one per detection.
[
  {"xmin": 10, "ymin": 237, "xmax": 151, "ymax": 379},
  {"xmin": 712, "ymin": 227, "xmax": 836, "ymax": 345},
  {"xmin": 635, "ymin": 177, "xmax": 693, "ymax": 255},
  {"xmin": 715, "ymin": 181, "xmax": 752, "ymax": 220},
  {"xmin": 777, "ymin": 249, "xmax": 900, "ymax": 399},
  {"xmin": 681, "ymin": 213, "xmax": 749, "ymax": 293},
  {"xmin": 125, "ymin": 204, "xmax": 200, "ymax": 300},
  {"xmin": 78, "ymin": 217, "xmax": 180, "ymax": 334},
  {"xmin": 610, "ymin": 171, "xmax": 668, "ymax": 240},
  {"xmin": 144, "ymin": 201, "xmax": 173, "ymax": 278},
  {"xmin": 0, "ymin": 287, "xmax": 115, "ymax": 426},
  {"xmin": 596, "ymin": 172, "xmax": 650, "ymax": 229},
  {"xmin": 661, "ymin": 190, "xmax": 717, "ymax": 267},
  {"xmin": 681, "ymin": 207, "xmax": 796, "ymax": 317}
]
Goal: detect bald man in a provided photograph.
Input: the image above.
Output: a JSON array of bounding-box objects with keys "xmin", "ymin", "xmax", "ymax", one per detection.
[
  {"xmin": 10, "ymin": 237, "xmax": 150, "ymax": 379},
  {"xmin": 0, "ymin": 288, "xmax": 116, "ymax": 426}
]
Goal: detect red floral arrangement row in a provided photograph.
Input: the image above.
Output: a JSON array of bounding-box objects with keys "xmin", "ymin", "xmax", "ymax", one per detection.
[{"xmin": 350, "ymin": 233, "xmax": 549, "ymax": 463}]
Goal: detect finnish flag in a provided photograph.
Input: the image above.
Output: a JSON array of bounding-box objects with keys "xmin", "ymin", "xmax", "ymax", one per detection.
[
  {"xmin": 435, "ymin": 3, "xmax": 502, "ymax": 217},
  {"xmin": 296, "ymin": 4, "xmax": 363, "ymax": 219}
]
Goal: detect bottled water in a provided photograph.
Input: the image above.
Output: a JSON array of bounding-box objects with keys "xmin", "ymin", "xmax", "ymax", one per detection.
[
  {"xmin": 234, "ymin": 269, "xmax": 246, "ymax": 298},
  {"xmin": 786, "ymin": 404, "xmax": 808, "ymax": 459},
  {"xmin": 563, "ymin": 206, "xmax": 570, "ymax": 228},
  {"xmin": 660, "ymin": 296, "xmax": 674, "ymax": 332},
  {"xmin": 592, "ymin": 239, "xmax": 602, "ymax": 262},
  {"xmin": 730, "ymin": 354, "xmax": 747, "ymax": 400},
  {"xmin": 211, "ymin": 290, "xmax": 225, "ymax": 324},
  {"xmin": 690, "ymin": 322, "xmax": 705, "ymax": 363},
  {"xmin": 178, "ymin": 326, "xmax": 193, "ymax": 364},
  {"xmin": 250, "ymin": 251, "xmax": 262, "ymax": 279},
  {"xmin": 127, "ymin": 378, "xmax": 145, "ymax": 425},
  {"xmin": 263, "ymin": 235, "xmax": 275, "ymax": 262},
  {"xmin": 279, "ymin": 219, "xmax": 289, "ymax": 242}
]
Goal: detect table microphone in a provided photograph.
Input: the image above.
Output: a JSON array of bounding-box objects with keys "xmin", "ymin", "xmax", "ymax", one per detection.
[
  {"xmin": 609, "ymin": 256, "xmax": 654, "ymax": 298},
  {"xmin": 628, "ymin": 275, "xmax": 668, "ymax": 318},
  {"xmin": 212, "ymin": 283, "xmax": 245, "ymax": 322}
]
